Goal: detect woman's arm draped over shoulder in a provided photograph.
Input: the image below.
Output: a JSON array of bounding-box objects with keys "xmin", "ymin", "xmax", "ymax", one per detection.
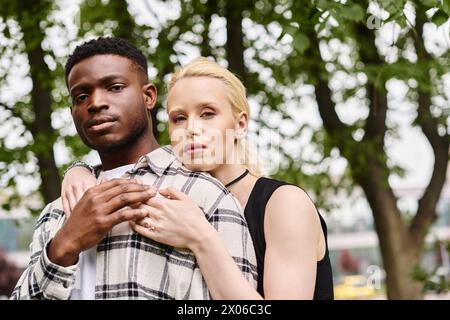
[
  {"xmin": 61, "ymin": 165, "xmax": 97, "ymax": 215},
  {"xmin": 131, "ymin": 185, "xmax": 323, "ymax": 299},
  {"xmin": 130, "ymin": 187, "xmax": 261, "ymax": 300}
]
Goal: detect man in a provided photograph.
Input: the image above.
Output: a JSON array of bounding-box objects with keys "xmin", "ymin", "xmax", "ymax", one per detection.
[{"xmin": 11, "ymin": 37, "xmax": 257, "ymax": 299}]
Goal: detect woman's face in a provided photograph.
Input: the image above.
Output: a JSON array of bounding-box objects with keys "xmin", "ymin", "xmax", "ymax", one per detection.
[{"xmin": 167, "ymin": 76, "xmax": 244, "ymax": 172}]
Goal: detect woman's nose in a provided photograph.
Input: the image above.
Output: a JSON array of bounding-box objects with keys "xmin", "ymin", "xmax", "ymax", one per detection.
[{"xmin": 187, "ymin": 118, "xmax": 202, "ymax": 137}]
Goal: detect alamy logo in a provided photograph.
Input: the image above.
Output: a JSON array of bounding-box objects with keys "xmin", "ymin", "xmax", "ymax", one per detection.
[
  {"xmin": 366, "ymin": 265, "xmax": 382, "ymax": 289},
  {"xmin": 367, "ymin": 15, "xmax": 383, "ymax": 30}
]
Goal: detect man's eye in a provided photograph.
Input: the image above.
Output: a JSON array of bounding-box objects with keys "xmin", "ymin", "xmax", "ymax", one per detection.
[
  {"xmin": 74, "ymin": 94, "xmax": 88, "ymax": 104},
  {"xmin": 110, "ymin": 84, "xmax": 125, "ymax": 92}
]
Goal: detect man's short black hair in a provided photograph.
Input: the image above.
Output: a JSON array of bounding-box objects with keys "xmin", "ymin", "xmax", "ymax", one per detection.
[{"xmin": 65, "ymin": 37, "xmax": 148, "ymax": 84}]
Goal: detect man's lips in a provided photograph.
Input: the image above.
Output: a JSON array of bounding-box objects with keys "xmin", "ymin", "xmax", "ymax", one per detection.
[{"xmin": 86, "ymin": 116, "xmax": 117, "ymax": 132}]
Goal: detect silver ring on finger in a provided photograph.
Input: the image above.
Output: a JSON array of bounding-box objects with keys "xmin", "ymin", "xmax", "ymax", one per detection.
[{"xmin": 142, "ymin": 217, "xmax": 156, "ymax": 231}]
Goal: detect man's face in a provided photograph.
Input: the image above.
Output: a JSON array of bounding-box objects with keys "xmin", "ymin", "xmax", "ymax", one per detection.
[{"xmin": 67, "ymin": 54, "xmax": 155, "ymax": 152}]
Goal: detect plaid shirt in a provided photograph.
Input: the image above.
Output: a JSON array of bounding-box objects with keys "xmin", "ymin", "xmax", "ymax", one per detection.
[{"xmin": 11, "ymin": 146, "xmax": 257, "ymax": 300}]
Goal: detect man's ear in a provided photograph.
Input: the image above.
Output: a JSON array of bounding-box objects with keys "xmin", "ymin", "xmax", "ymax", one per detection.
[
  {"xmin": 142, "ymin": 83, "xmax": 157, "ymax": 111},
  {"xmin": 235, "ymin": 111, "xmax": 248, "ymax": 139}
]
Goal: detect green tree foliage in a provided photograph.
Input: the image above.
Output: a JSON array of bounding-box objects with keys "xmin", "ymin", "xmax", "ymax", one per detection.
[
  {"xmin": 0, "ymin": 1, "xmax": 62, "ymax": 210},
  {"xmin": 1, "ymin": 0, "xmax": 449, "ymax": 299}
]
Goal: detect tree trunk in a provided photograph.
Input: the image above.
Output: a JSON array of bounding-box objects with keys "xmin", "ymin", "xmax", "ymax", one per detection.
[
  {"xmin": 225, "ymin": 3, "xmax": 247, "ymax": 86},
  {"xmin": 356, "ymin": 163, "xmax": 424, "ymax": 299},
  {"xmin": 26, "ymin": 33, "xmax": 61, "ymax": 204},
  {"xmin": 384, "ymin": 245, "xmax": 423, "ymax": 299},
  {"xmin": 313, "ymin": 52, "xmax": 426, "ymax": 299},
  {"xmin": 200, "ymin": 0, "xmax": 215, "ymax": 58}
]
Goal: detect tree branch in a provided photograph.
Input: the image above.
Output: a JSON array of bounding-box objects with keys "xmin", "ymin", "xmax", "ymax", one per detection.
[
  {"xmin": 306, "ymin": 27, "xmax": 349, "ymax": 137},
  {"xmin": 411, "ymin": 90, "xmax": 449, "ymax": 237},
  {"xmin": 315, "ymin": 78, "xmax": 348, "ymax": 135},
  {"xmin": 310, "ymin": 14, "xmax": 410, "ymax": 250},
  {"xmin": 409, "ymin": 5, "xmax": 450, "ymax": 239},
  {"xmin": 354, "ymin": 20, "xmax": 389, "ymax": 145},
  {"xmin": 364, "ymin": 84, "xmax": 388, "ymax": 142}
]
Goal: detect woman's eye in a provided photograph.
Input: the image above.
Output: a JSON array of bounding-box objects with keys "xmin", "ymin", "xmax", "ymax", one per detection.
[
  {"xmin": 172, "ymin": 115, "xmax": 186, "ymax": 124},
  {"xmin": 201, "ymin": 112, "xmax": 215, "ymax": 119}
]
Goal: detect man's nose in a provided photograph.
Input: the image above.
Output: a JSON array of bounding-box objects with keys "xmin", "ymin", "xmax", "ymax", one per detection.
[{"xmin": 88, "ymin": 90, "xmax": 109, "ymax": 112}]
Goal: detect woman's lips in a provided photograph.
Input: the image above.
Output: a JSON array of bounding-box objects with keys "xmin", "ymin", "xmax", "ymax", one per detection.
[{"xmin": 184, "ymin": 143, "xmax": 207, "ymax": 155}]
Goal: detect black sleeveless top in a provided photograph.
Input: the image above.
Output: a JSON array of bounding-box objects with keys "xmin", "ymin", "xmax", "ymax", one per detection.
[{"xmin": 243, "ymin": 177, "xmax": 334, "ymax": 299}]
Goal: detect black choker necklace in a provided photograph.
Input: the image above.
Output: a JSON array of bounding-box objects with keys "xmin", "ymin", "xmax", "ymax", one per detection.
[{"xmin": 225, "ymin": 169, "xmax": 250, "ymax": 188}]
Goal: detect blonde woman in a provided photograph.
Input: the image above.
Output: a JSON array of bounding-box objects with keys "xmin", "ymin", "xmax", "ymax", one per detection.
[{"xmin": 62, "ymin": 57, "xmax": 333, "ymax": 299}]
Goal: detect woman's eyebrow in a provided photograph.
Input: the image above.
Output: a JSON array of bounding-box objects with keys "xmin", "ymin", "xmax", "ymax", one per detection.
[
  {"xmin": 168, "ymin": 107, "xmax": 184, "ymax": 114},
  {"xmin": 168, "ymin": 102, "xmax": 218, "ymax": 115},
  {"xmin": 197, "ymin": 102, "xmax": 217, "ymax": 109}
]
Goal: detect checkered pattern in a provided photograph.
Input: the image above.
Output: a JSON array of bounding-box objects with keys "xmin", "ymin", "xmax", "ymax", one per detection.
[{"xmin": 11, "ymin": 146, "xmax": 257, "ymax": 300}]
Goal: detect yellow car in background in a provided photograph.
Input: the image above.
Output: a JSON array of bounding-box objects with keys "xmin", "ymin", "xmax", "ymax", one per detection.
[{"xmin": 334, "ymin": 275, "xmax": 377, "ymax": 300}]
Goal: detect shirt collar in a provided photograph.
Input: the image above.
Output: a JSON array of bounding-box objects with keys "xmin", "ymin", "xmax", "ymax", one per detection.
[{"xmin": 130, "ymin": 145, "xmax": 181, "ymax": 176}]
